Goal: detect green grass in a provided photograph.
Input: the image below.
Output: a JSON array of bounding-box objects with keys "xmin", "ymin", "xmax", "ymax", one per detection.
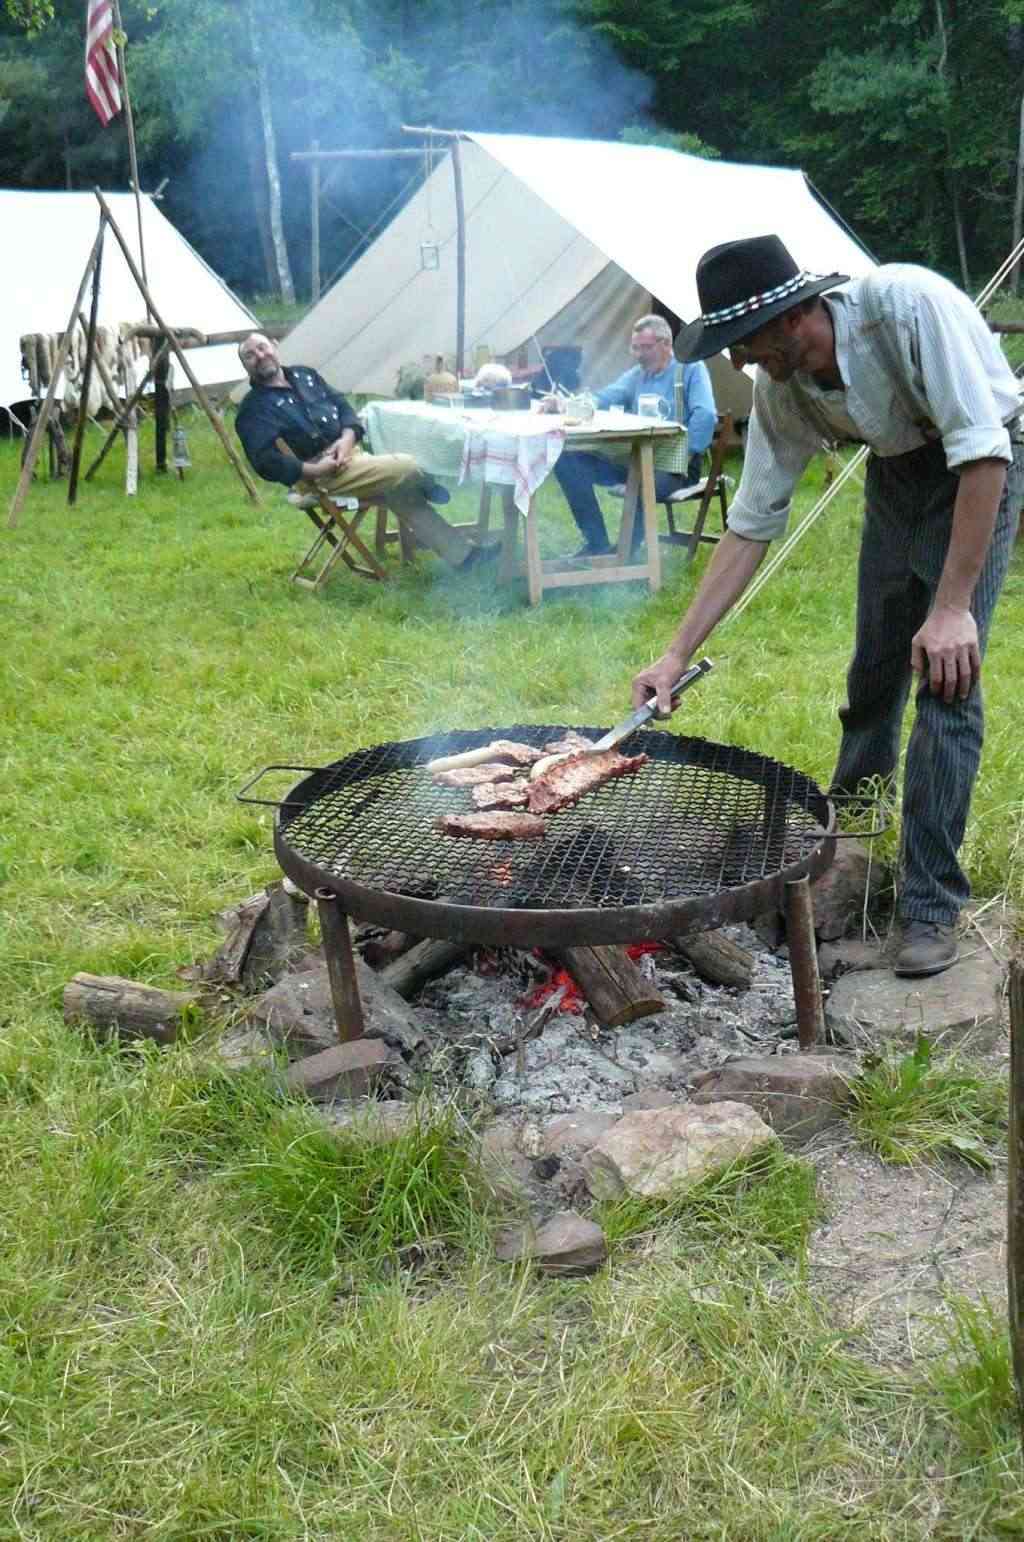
[
  {"xmin": 2, "ymin": 418, "xmax": 1024, "ymax": 1536},
  {"xmin": 847, "ymin": 1035, "xmax": 1008, "ymax": 1169},
  {"xmin": 597, "ymin": 1143, "xmax": 821, "ymax": 1258}
]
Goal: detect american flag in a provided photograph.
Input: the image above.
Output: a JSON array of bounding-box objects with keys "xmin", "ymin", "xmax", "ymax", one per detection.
[{"xmin": 85, "ymin": 0, "xmax": 122, "ymax": 126}]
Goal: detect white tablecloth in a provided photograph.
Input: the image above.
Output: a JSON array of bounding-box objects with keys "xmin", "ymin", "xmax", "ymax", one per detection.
[{"xmin": 362, "ymin": 401, "xmax": 686, "ymax": 515}]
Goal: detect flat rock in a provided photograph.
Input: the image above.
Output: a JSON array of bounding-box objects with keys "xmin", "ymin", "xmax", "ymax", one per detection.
[
  {"xmin": 214, "ymin": 1024, "xmax": 277, "ymax": 1071},
  {"xmin": 690, "ymin": 1053, "xmax": 855, "ymax": 1144},
  {"xmin": 284, "ymin": 1038, "xmax": 395, "ymax": 1103},
  {"xmin": 621, "ymin": 1089, "xmax": 678, "ymax": 1113},
  {"xmin": 810, "ymin": 839, "xmax": 889, "ymax": 941},
  {"xmin": 477, "ymin": 1121, "xmax": 535, "ymax": 1202},
  {"xmin": 818, "ymin": 938, "xmax": 886, "ymax": 978},
  {"xmin": 540, "ymin": 1111, "xmax": 618, "ymax": 1160},
  {"xmin": 248, "ymin": 960, "xmax": 426, "ymax": 1056},
  {"xmin": 826, "ymin": 936, "xmax": 1007, "ymax": 1051},
  {"xmin": 581, "ymin": 1101, "xmax": 777, "ymax": 1200},
  {"xmin": 494, "ymin": 1210, "xmax": 608, "ymax": 1275}
]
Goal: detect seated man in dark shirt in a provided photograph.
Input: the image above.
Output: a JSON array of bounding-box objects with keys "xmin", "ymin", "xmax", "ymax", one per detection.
[{"xmin": 235, "ymin": 334, "xmax": 491, "ymax": 570}]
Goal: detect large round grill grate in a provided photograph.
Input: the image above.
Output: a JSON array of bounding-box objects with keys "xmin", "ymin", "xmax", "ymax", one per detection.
[{"xmin": 261, "ymin": 727, "xmax": 835, "ymax": 946}]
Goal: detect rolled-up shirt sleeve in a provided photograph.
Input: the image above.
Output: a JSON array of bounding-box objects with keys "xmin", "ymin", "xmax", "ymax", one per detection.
[
  {"xmin": 727, "ymin": 373, "xmax": 823, "ymax": 542},
  {"xmin": 683, "ymin": 362, "xmax": 716, "ymax": 456},
  {"xmin": 911, "ymin": 287, "xmax": 1012, "ymax": 468}
]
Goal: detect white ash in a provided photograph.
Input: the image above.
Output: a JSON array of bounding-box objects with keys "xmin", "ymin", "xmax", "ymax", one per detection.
[{"xmin": 404, "ymin": 924, "xmax": 800, "ymax": 1121}]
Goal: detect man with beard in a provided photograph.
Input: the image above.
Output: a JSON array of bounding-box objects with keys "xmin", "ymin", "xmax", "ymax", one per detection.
[{"xmin": 235, "ymin": 333, "xmax": 495, "ymax": 570}]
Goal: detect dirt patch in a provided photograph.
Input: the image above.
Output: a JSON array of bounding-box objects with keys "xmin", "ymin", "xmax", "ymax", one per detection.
[{"xmin": 803, "ymin": 1041, "xmax": 1009, "ymax": 1364}]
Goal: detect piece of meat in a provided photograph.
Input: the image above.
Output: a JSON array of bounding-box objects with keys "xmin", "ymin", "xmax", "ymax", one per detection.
[
  {"xmin": 436, "ymin": 811, "xmax": 546, "ymax": 840},
  {"xmin": 527, "ymin": 750, "xmax": 649, "ymax": 815},
  {"xmin": 542, "ymin": 731, "xmax": 595, "ymax": 756},
  {"xmin": 471, "ymin": 777, "xmax": 530, "ymax": 810},
  {"xmin": 426, "ymin": 739, "xmax": 544, "ymax": 774},
  {"xmin": 431, "ymin": 762, "xmax": 521, "ymax": 788}
]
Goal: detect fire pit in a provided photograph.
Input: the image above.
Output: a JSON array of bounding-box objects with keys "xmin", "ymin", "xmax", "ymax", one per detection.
[{"xmin": 240, "ymin": 725, "xmax": 836, "ymax": 1044}]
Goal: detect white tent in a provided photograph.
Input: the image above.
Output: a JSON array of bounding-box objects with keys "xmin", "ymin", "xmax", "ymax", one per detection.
[
  {"xmin": 1, "ymin": 189, "xmax": 257, "ymax": 409},
  {"xmin": 281, "ymin": 132, "xmax": 876, "ymax": 416}
]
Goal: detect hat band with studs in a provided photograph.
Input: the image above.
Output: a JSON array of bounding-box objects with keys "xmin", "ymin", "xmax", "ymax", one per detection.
[{"xmin": 701, "ymin": 270, "xmax": 823, "ymax": 327}]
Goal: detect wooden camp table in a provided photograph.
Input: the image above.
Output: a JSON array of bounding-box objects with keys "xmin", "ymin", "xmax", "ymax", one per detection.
[{"xmin": 363, "ymin": 400, "xmax": 685, "ymax": 605}]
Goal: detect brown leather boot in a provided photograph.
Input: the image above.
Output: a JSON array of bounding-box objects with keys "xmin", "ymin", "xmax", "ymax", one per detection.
[{"xmin": 892, "ymin": 921, "xmax": 958, "ymax": 978}]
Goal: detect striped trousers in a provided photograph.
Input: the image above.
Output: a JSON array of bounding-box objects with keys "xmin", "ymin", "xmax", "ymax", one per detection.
[{"xmin": 831, "ymin": 436, "xmax": 1023, "ymax": 924}]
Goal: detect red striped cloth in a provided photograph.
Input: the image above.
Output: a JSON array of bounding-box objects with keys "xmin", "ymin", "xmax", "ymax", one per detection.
[{"xmin": 85, "ymin": 0, "xmax": 121, "ymax": 126}]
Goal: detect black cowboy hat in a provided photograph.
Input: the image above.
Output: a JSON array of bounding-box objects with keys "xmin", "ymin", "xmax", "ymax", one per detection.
[{"xmin": 675, "ymin": 235, "xmax": 848, "ymax": 362}]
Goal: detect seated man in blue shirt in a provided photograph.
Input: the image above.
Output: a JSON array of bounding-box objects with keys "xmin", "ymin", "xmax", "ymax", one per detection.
[{"xmin": 542, "ymin": 314, "xmax": 717, "ymax": 557}]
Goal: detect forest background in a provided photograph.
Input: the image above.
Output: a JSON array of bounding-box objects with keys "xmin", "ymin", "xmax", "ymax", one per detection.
[{"xmin": 4, "ymin": 0, "xmax": 1024, "ymax": 308}]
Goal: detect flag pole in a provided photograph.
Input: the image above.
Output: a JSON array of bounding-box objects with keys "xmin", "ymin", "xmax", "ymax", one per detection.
[{"xmin": 109, "ymin": 0, "xmax": 149, "ymax": 302}]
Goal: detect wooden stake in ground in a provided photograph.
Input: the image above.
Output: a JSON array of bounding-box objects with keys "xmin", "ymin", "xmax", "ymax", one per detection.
[
  {"xmin": 1007, "ymin": 954, "xmax": 1024, "ymax": 1447},
  {"xmin": 6, "ymin": 226, "xmax": 104, "ymax": 529},
  {"xmin": 93, "ymin": 190, "xmax": 261, "ymax": 503}
]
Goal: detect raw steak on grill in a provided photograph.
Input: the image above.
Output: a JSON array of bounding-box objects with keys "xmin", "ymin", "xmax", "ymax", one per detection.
[
  {"xmin": 432, "ymin": 761, "xmax": 522, "ymax": 788},
  {"xmin": 436, "ymin": 811, "xmax": 546, "ymax": 840},
  {"xmin": 527, "ymin": 750, "xmax": 649, "ymax": 815},
  {"xmin": 471, "ymin": 777, "xmax": 529, "ymax": 810}
]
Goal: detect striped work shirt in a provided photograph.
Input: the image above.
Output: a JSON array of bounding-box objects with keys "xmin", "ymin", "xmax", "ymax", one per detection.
[{"xmin": 729, "ymin": 264, "xmax": 1023, "ymax": 542}]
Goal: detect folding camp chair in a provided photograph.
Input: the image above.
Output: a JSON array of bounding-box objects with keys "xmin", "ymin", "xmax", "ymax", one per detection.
[{"xmin": 287, "ymin": 489, "xmax": 406, "ymax": 589}]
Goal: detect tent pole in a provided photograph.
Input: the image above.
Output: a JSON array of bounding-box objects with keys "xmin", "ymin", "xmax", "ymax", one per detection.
[
  {"xmin": 7, "ymin": 222, "xmax": 105, "ymax": 529},
  {"xmin": 310, "ymin": 140, "xmax": 320, "ymax": 303},
  {"xmin": 450, "ymin": 135, "xmax": 466, "ymax": 378},
  {"xmin": 110, "ymin": 0, "xmax": 150, "ymax": 313},
  {"xmin": 401, "ymin": 125, "xmax": 468, "ymax": 376},
  {"xmin": 68, "ymin": 223, "xmax": 106, "ymax": 504}
]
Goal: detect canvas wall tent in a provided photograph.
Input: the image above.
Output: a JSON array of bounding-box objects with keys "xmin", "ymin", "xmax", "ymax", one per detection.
[
  {"xmin": 1, "ymin": 190, "xmax": 257, "ymax": 411},
  {"xmin": 281, "ymin": 132, "xmax": 876, "ymax": 416}
]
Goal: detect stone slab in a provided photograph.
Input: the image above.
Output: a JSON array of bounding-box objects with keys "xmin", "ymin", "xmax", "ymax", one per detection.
[
  {"xmin": 690, "ymin": 1052, "xmax": 855, "ymax": 1144},
  {"xmin": 494, "ymin": 1211, "xmax": 608, "ymax": 1275},
  {"xmin": 582, "ymin": 1101, "xmax": 776, "ymax": 1201},
  {"xmin": 284, "ymin": 1038, "xmax": 393, "ymax": 1102},
  {"xmin": 248, "ymin": 960, "xmax": 426, "ymax": 1056},
  {"xmin": 826, "ymin": 936, "xmax": 1007, "ymax": 1052}
]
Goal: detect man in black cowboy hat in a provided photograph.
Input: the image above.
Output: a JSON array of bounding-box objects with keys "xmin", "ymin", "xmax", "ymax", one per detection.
[{"xmin": 632, "ymin": 234, "xmax": 1024, "ymax": 978}]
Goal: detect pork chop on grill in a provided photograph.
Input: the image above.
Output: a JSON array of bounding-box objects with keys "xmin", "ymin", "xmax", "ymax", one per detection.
[
  {"xmin": 527, "ymin": 750, "xmax": 649, "ymax": 815},
  {"xmin": 436, "ymin": 811, "xmax": 546, "ymax": 840},
  {"xmin": 432, "ymin": 762, "xmax": 522, "ymax": 788},
  {"xmin": 542, "ymin": 731, "xmax": 595, "ymax": 756},
  {"xmin": 426, "ymin": 739, "xmax": 544, "ymax": 774},
  {"xmin": 471, "ymin": 777, "xmax": 530, "ymax": 810}
]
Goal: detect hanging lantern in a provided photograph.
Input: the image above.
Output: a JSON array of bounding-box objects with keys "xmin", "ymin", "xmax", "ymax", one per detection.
[
  {"xmin": 419, "ymin": 240, "xmax": 440, "ymax": 272},
  {"xmin": 172, "ymin": 426, "xmax": 191, "ymax": 477}
]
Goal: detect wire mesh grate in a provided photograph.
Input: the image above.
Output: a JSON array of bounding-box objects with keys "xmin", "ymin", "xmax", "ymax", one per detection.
[{"xmin": 276, "ymin": 727, "xmax": 831, "ymax": 916}]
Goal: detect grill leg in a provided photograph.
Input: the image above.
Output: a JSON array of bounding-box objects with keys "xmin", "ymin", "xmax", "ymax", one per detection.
[
  {"xmin": 784, "ymin": 876, "xmax": 825, "ymax": 1051},
  {"xmin": 314, "ymin": 889, "xmax": 365, "ymax": 1043}
]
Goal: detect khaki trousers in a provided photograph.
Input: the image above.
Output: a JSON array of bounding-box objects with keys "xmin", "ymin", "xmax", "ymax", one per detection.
[{"xmin": 297, "ymin": 448, "xmax": 469, "ymax": 567}]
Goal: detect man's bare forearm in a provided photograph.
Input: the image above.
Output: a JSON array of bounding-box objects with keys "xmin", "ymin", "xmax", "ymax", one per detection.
[{"xmin": 935, "ymin": 458, "xmax": 1005, "ymax": 610}]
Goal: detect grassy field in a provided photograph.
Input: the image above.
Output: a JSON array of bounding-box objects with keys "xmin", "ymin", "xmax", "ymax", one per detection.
[{"xmin": 2, "ymin": 416, "xmax": 1024, "ymax": 1538}]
